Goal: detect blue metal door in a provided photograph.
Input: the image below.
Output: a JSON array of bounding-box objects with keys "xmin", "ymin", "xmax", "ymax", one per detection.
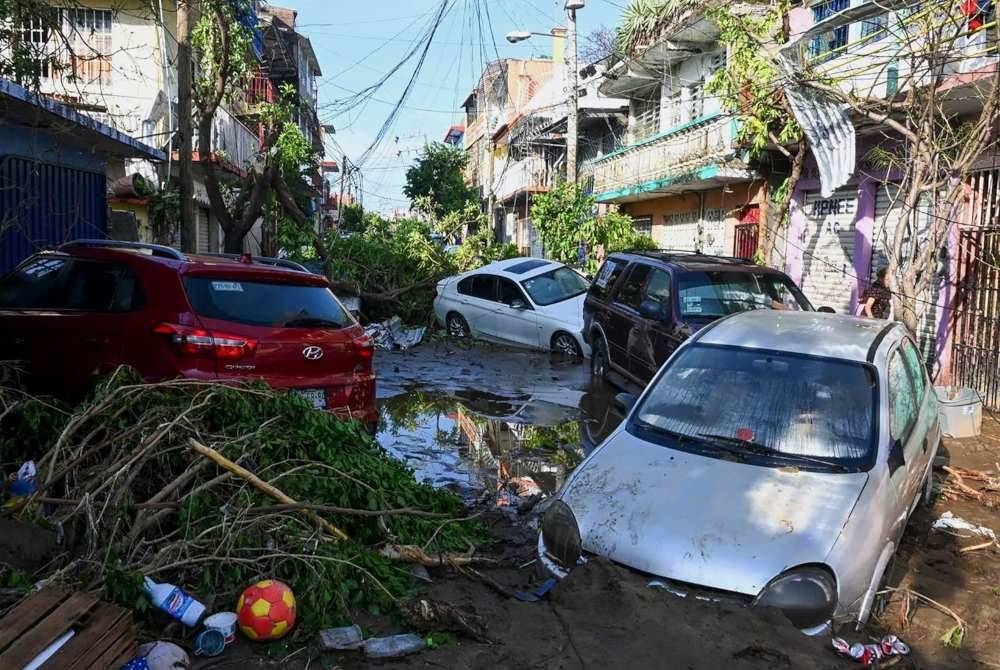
[{"xmin": 0, "ymin": 156, "xmax": 107, "ymax": 275}]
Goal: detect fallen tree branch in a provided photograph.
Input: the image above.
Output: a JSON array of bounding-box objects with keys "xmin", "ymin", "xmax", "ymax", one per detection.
[
  {"xmin": 189, "ymin": 438, "xmax": 349, "ymax": 541},
  {"xmin": 380, "ymin": 544, "xmax": 496, "ymax": 567},
  {"xmin": 943, "ymin": 466, "xmax": 985, "ymax": 500}
]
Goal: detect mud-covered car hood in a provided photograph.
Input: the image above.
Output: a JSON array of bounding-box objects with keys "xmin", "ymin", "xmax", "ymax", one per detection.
[{"xmin": 560, "ymin": 433, "xmax": 868, "ymax": 596}]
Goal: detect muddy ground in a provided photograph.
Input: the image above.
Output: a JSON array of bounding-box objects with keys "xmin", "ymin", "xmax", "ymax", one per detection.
[
  {"xmin": 185, "ymin": 341, "xmax": 1000, "ymax": 669},
  {"xmin": 5, "ymin": 340, "xmax": 997, "ymax": 668}
]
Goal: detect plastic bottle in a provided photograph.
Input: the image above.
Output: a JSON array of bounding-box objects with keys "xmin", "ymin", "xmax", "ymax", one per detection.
[
  {"xmin": 143, "ymin": 577, "xmax": 205, "ymax": 627},
  {"xmin": 363, "ymin": 634, "xmax": 426, "ymax": 658}
]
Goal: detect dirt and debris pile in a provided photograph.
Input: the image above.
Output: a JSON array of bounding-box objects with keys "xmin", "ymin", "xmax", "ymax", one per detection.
[
  {"xmin": 545, "ymin": 559, "xmax": 835, "ymax": 669},
  {"xmin": 0, "ymin": 369, "xmax": 486, "ymax": 633}
]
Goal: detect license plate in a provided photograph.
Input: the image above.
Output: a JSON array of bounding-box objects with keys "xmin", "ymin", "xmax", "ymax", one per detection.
[{"xmin": 294, "ymin": 388, "xmax": 326, "ymax": 409}]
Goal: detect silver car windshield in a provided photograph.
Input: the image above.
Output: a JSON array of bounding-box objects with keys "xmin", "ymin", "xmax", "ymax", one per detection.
[
  {"xmin": 677, "ymin": 271, "xmax": 813, "ymax": 317},
  {"xmin": 631, "ymin": 345, "xmax": 876, "ymax": 471},
  {"xmin": 520, "ymin": 267, "xmax": 589, "ymax": 307}
]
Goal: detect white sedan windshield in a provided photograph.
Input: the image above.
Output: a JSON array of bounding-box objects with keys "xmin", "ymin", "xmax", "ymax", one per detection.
[
  {"xmin": 632, "ymin": 345, "xmax": 876, "ymax": 469},
  {"xmin": 521, "ymin": 267, "xmax": 589, "ymax": 306}
]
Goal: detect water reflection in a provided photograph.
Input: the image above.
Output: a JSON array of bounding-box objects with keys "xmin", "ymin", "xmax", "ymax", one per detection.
[{"xmin": 377, "ymin": 383, "xmax": 624, "ymax": 506}]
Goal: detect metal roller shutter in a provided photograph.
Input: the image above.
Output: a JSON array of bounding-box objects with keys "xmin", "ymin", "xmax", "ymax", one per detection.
[
  {"xmin": 657, "ymin": 211, "xmax": 699, "ymax": 251},
  {"xmin": 873, "ymin": 184, "xmax": 940, "ymax": 368},
  {"xmin": 197, "ymin": 207, "xmax": 211, "ymax": 254},
  {"xmin": 799, "ymin": 188, "xmax": 858, "ymax": 314}
]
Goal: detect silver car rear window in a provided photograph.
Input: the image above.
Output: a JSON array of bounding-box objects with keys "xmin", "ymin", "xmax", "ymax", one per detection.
[{"xmin": 632, "ymin": 344, "xmax": 876, "ymax": 470}]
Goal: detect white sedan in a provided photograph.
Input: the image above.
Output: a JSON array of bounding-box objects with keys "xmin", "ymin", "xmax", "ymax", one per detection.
[{"xmin": 434, "ymin": 258, "xmax": 591, "ymax": 357}]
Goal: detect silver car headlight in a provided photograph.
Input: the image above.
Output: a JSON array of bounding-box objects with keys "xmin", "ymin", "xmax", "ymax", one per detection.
[
  {"xmin": 541, "ymin": 500, "xmax": 582, "ymax": 569},
  {"xmin": 752, "ymin": 566, "xmax": 837, "ymax": 630}
]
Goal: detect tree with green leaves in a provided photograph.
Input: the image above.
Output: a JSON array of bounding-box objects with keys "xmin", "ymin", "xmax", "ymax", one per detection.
[
  {"xmin": 705, "ymin": 1, "xmax": 804, "ymax": 267},
  {"xmin": 530, "ymin": 182, "xmax": 656, "ymax": 273},
  {"xmin": 191, "ymin": 0, "xmax": 319, "ymax": 254},
  {"xmin": 403, "ymin": 143, "xmax": 476, "ymax": 219}
]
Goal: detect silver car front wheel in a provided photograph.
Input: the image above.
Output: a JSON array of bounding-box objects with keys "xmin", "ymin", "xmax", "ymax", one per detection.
[{"xmin": 552, "ymin": 332, "xmax": 582, "ymax": 358}]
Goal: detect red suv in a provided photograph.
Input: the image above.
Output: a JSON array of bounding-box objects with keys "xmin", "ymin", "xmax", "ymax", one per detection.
[{"xmin": 0, "ymin": 241, "xmax": 377, "ymax": 430}]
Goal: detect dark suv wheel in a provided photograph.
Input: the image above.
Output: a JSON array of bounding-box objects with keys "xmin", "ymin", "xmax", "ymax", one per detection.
[{"xmin": 591, "ymin": 337, "xmax": 608, "ymax": 379}]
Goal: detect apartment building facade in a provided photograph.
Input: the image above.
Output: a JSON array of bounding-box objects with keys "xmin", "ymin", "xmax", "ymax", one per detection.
[{"xmin": 586, "ymin": 7, "xmax": 767, "ymax": 261}]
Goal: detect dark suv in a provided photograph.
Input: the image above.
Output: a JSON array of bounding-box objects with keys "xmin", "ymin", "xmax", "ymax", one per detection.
[
  {"xmin": 584, "ymin": 251, "xmax": 814, "ymax": 390},
  {"xmin": 0, "ymin": 241, "xmax": 377, "ymax": 430}
]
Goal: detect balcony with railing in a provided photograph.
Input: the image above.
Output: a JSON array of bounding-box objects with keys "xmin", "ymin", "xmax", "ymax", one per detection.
[
  {"xmin": 492, "ymin": 155, "xmax": 554, "ymax": 202},
  {"xmin": 589, "ymin": 113, "xmax": 739, "ymax": 202}
]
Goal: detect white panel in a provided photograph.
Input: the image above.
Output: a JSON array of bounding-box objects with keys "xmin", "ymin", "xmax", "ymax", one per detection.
[
  {"xmin": 799, "ymin": 189, "xmax": 857, "ymax": 314},
  {"xmin": 197, "ymin": 207, "xmax": 211, "ymax": 254},
  {"xmin": 701, "ymin": 208, "xmax": 726, "ymax": 256},
  {"xmin": 656, "ymin": 211, "xmax": 699, "ymax": 251}
]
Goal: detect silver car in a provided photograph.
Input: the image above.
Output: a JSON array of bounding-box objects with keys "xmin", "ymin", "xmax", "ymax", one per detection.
[{"xmin": 539, "ymin": 310, "xmax": 940, "ymax": 634}]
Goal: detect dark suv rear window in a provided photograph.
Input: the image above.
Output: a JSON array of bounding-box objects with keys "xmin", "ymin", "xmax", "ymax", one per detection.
[
  {"xmin": 590, "ymin": 258, "xmax": 628, "ymax": 301},
  {"xmin": 183, "ymin": 277, "xmax": 353, "ymax": 328}
]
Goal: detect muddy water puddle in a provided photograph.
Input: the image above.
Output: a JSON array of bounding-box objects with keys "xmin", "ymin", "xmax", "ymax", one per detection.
[{"xmin": 377, "ymin": 385, "xmax": 624, "ymax": 505}]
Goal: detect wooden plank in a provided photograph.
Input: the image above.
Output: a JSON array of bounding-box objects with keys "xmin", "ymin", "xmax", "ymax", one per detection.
[
  {"xmin": 0, "ymin": 589, "xmax": 68, "ymax": 652},
  {"xmin": 0, "ymin": 593, "xmax": 97, "ymax": 668},
  {"xmin": 86, "ymin": 632, "xmax": 135, "ymax": 670},
  {"xmin": 45, "ymin": 604, "xmax": 130, "ymax": 670},
  {"xmin": 64, "ymin": 614, "xmax": 132, "ymax": 670}
]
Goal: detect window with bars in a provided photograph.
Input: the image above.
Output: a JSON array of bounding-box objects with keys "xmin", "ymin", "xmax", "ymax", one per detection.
[
  {"xmin": 631, "ymin": 97, "xmax": 660, "ymax": 142},
  {"xmin": 808, "ymin": 0, "xmax": 850, "ymax": 60},
  {"xmin": 17, "ymin": 9, "xmax": 113, "ymax": 84},
  {"xmin": 66, "ymin": 9, "xmax": 113, "ymax": 84},
  {"xmin": 632, "ymin": 215, "xmax": 653, "ymax": 237}
]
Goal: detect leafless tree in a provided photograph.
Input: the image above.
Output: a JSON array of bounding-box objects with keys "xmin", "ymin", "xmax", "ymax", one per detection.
[
  {"xmin": 793, "ymin": 1, "xmax": 1000, "ymax": 334},
  {"xmin": 580, "ymin": 27, "xmax": 618, "ymax": 64}
]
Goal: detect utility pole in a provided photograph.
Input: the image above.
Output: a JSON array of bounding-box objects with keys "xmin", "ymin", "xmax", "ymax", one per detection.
[
  {"xmin": 339, "ymin": 154, "xmax": 347, "ymax": 228},
  {"xmin": 176, "ymin": 0, "xmax": 195, "ymax": 251},
  {"xmin": 565, "ymin": 1, "xmax": 582, "ymax": 184}
]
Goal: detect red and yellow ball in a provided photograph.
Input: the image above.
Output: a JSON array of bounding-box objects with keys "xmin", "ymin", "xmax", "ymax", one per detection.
[{"xmin": 236, "ymin": 580, "xmax": 296, "ymax": 641}]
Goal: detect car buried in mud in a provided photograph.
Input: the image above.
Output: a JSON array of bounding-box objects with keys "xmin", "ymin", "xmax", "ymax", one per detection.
[
  {"xmin": 433, "ymin": 258, "xmax": 591, "ymax": 357},
  {"xmin": 538, "ymin": 310, "xmax": 940, "ymax": 634}
]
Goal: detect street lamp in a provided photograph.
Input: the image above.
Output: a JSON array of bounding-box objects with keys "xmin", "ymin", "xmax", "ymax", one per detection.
[{"xmin": 504, "ymin": 0, "xmax": 583, "ymax": 183}]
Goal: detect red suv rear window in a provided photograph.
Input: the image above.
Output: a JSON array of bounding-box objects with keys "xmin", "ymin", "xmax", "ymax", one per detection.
[{"xmin": 183, "ymin": 277, "xmax": 353, "ymax": 328}]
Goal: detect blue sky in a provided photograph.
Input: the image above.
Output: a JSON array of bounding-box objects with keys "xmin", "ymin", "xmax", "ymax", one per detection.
[{"xmin": 284, "ymin": 0, "xmax": 625, "ymax": 213}]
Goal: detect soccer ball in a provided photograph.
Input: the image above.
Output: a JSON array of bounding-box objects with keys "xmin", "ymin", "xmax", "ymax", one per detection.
[{"xmin": 236, "ymin": 580, "xmax": 296, "ymax": 641}]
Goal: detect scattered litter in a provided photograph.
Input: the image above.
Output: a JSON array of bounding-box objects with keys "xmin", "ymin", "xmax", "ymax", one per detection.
[
  {"xmin": 514, "ymin": 578, "xmax": 557, "ymax": 602},
  {"xmin": 193, "ymin": 629, "xmax": 226, "ymax": 657},
  {"xmin": 124, "ymin": 641, "xmax": 190, "ymax": 670},
  {"xmin": 203, "ymin": 611, "xmax": 237, "ymax": 645},
  {"xmin": 319, "ymin": 624, "xmax": 364, "ymax": 651},
  {"xmin": 10, "ymin": 460, "xmax": 36, "ymax": 495},
  {"xmin": 410, "ymin": 564, "xmax": 433, "ymax": 583},
  {"xmin": 832, "ymin": 634, "xmax": 910, "ymax": 666},
  {"xmin": 144, "ymin": 577, "xmax": 205, "ymax": 627},
  {"xmin": 363, "ymin": 633, "xmax": 426, "ymax": 658},
  {"xmin": 365, "ymin": 316, "xmax": 426, "ymax": 350},
  {"xmin": 932, "ymin": 511, "xmax": 997, "ymax": 542}
]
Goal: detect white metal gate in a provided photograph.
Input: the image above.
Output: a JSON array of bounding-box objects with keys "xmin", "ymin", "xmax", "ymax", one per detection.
[
  {"xmin": 656, "ymin": 211, "xmax": 699, "ymax": 251},
  {"xmin": 197, "ymin": 207, "xmax": 212, "ymax": 254},
  {"xmin": 799, "ymin": 189, "xmax": 858, "ymax": 314},
  {"xmin": 701, "ymin": 207, "xmax": 726, "ymax": 256}
]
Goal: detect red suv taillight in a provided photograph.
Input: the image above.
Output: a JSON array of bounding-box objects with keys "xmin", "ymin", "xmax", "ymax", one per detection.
[
  {"xmin": 353, "ymin": 335, "xmax": 374, "ymax": 363},
  {"xmin": 153, "ymin": 323, "xmax": 258, "ymax": 359}
]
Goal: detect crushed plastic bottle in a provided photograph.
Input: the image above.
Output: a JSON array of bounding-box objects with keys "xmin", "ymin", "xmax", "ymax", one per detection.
[{"xmin": 363, "ymin": 634, "xmax": 426, "ymax": 658}]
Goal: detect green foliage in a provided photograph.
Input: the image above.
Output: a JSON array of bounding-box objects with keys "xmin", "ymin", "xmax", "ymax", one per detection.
[
  {"xmin": 149, "ymin": 185, "xmax": 181, "ymax": 245},
  {"xmin": 404, "ymin": 143, "xmax": 476, "ymax": 218},
  {"xmin": 339, "ymin": 204, "xmax": 365, "ymax": 234},
  {"xmin": 531, "ymin": 182, "xmax": 656, "ymax": 273},
  {"xmin": 705, "ymin": 2, "xmax": 801, "ymax": 157},
  {"xmin": 451, "ymin": 227, "xmax": 519, "ymax": 273},
  {"xmin": 192, "ymin": 0, "xmax": 255, "ymax": 110},
  {"xmin": 615, "ymin": 0, "xmax": 693, "ymax": 57},
  {"xmin": 0, "ymin": 374, "xmax": 487, "ymax": 633}
]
